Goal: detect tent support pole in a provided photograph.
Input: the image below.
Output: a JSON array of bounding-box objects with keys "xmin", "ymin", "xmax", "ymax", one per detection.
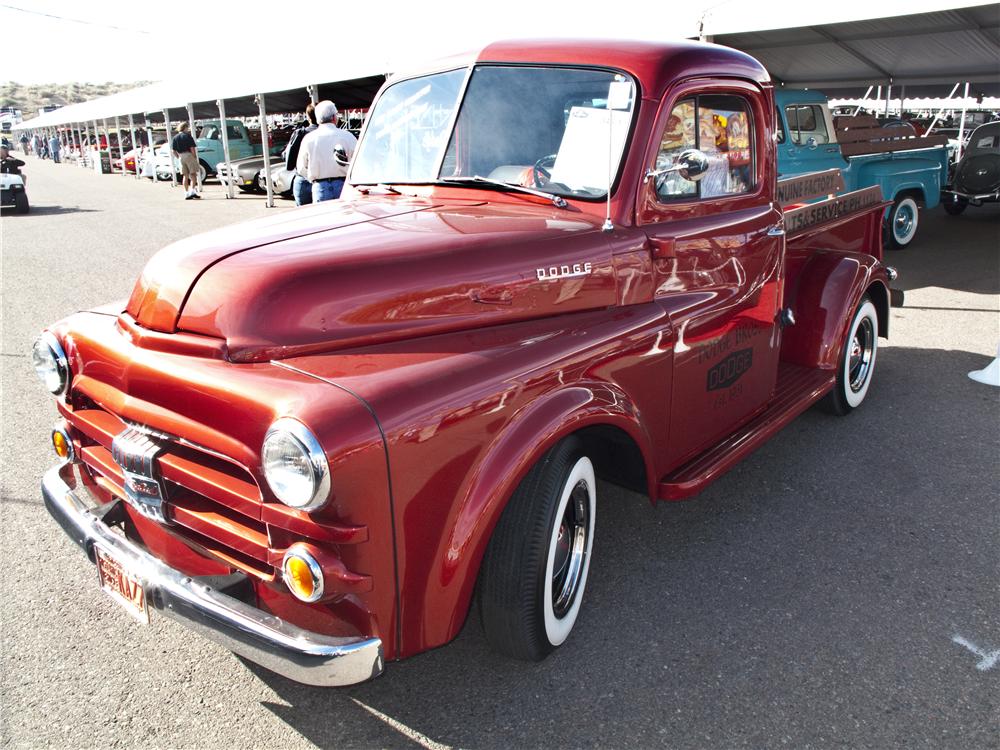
[
  {"xmin": 163, "ymin": 109, "xmax": 177, "ymax": 187},
  {"xmin": 186, "ymin": 103, "xmax": 200, "ymax": 193},
  {"xmin": 256, "ymin": 93, "xmax": 274, "ymax": 208},
  {"xmin": 884, "ymin": 83, "xmax": 891, "ymax": 117},
  {"xmin": 956, "ymin": 82, "xmax": 970, "ymax": 160},
  {"xmin": 307, "ymin": 85, "xmax": 319, "ymax": 105},
  {"xmin": 852, "ymin": 85, "xmax": 874, "ymax": 117},
  {"xmin": 115, "ymin": 116, "xmax": 126, "ymax": 176},
  {"xmin": 924, "ymin": 82, "xmax": 961, "ymax": 136},
  {"xmin": 217, "ymin": 98, "xmax": 235, "ymax": 199},
  {"xmin": 128, "ymin": 114, "xmax": 139, "ymax": 179}
]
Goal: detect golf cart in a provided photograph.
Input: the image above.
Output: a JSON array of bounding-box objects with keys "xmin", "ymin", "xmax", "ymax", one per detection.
[{"xmin": 0, "ymin": 171, "xmax": 28, "ymax": 213}]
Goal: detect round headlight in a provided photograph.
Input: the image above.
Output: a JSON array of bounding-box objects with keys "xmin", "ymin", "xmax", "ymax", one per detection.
[
  {"xmin": 262, "ymin": 418, "xmax": 330, "ymax": 511},
  {"xmin": 32, "ymin": 332, "xmax": 69, "ymax": 395}
]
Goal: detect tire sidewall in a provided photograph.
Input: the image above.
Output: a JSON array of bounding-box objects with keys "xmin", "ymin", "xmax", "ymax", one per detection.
[
  {"xmin": 541, "ymin": 455, "xmax": 596, "ymax": 647},
  {"xmin": 842, "ymin": 300, "xmax": 878, "ymax": 408}
]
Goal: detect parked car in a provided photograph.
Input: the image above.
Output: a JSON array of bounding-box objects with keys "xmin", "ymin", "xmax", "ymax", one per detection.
[
  {"xmin": 266, "ymin": 159, "xmax": 295, "ymax": 196},
  {"xmin": 941, "ymin": 121, "xmax": 1000, "ymax": 214},
  {"xmin": 35, "ymin": 39, "xmax": 894, "ymax": 688},
  {"xmin": 777, "ymin": 90, "xmax": 948, "ymax": 249},
  {"xmin": 216, "ymin": 142, "xmax": 293, "ymax": 194}
]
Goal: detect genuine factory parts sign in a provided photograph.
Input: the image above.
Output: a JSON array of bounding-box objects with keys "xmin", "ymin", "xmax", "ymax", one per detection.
[
  {"xmin": 776, "ymin": 168, "xmax": 846, "ymax": 206},
  {"xmin": 783, "ymin": 185, "xmax": 885, "ymax": 235}
]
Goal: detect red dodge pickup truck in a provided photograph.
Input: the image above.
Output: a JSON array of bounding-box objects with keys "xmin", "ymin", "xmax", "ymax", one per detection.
[{"xmin": 35, "ymin": 39, "xmax": 894, "ymax": 686}]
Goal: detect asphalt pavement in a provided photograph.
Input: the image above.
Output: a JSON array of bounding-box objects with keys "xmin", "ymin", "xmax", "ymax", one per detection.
[{"xmin": 1, "ymin": 157, "xmax": 998, "ymax": 749}]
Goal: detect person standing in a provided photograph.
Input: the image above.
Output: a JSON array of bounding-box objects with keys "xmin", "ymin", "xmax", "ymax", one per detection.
[
  {"xmin": 18, "ymin": 133, "xmax": 29, "ymax": 155},
  {"xmin": 171, "ymin": 122, "xmax": 201, "ymax": 200},
  {"xmin": 285, "ymin": 103, "xmax": 317, "ymax": 206},
  {"xmin": 296, "ymin": 100, "xmax": 357, "ymax": 203},
  {"xmin": 48, "ymin": 134, "xmax": 61, "ymax": 163}
]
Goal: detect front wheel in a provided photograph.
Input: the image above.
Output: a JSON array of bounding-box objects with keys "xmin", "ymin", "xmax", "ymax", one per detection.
[
  {"xmin": 478, "ymin": 436, "xmax": 596, "ymax": 661},
  {"xmin": 822, "ymin": 297, "xmax": 879, "ymax": 416},
  {"xmin": 885, "ymin": 196, "xmax": 919, "ymax": 249}
]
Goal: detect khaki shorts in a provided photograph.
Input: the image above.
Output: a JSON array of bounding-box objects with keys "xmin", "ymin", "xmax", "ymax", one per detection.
[{"xmin": 179, "ymin": 152, "xmax": 200, "ymax": 178}]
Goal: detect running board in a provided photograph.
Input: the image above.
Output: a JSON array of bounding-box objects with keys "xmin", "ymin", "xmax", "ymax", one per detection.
[{"xmin": 658, "ymin": 365, "xmax": 835, "ymax": 501}]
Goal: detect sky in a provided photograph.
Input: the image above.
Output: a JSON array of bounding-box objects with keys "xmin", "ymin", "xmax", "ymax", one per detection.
[{"xmin": 2, "ymin": 0, "xmax": 992, "ymax": 85}]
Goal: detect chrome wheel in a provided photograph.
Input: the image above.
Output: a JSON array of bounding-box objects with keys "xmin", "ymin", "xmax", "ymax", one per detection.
[
  {"xmin": 550, "ymin": 480, "xmax": 590, "ymax": 618},
  {"xmin": 889, "ymin": 196, "xmax": 919, "ymax": 248},
  {"xmin": 542, "ymin": 455, "xmax": 595, "ymax": 646},
  {"xmin": 848, "ymin": 317, "xmax": 875, "ymax": 393}
]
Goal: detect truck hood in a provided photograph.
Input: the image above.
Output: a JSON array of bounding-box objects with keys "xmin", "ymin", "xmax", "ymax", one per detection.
[{"xmin": 126, "ymin": 197, "xmax": 614, "ymax": 362}]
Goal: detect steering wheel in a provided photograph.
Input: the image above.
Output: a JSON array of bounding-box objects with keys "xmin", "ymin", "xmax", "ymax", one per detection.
[{"xmin": 532, "ymin": 154, "xmax": 558, "ymax": 188}]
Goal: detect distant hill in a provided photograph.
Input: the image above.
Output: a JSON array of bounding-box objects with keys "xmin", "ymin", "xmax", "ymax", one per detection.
[{"xmin": 0, "ymin": 81, "xmax": 153, "ymax": 120}]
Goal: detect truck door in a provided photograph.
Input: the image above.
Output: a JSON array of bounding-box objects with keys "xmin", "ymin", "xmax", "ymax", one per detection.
[
  {"xmin": 638, "ymin": 84, "xmax": 785, "ymax": 468},
  {"xmin": 778, "ymin": 101, "xmax": 842, "ymax": 176}
]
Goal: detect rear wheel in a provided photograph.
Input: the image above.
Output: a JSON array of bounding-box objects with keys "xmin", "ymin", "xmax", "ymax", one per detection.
[
  {"xmin": 478, "ymin": 436, "xmax": 596, "ymax": 661},
  {"xmin": 14, "ymin": 191, "xmax": 29, "ymax": 213},
  {"xmin": 885, "ymin": 196, "xmax": 919, "ymax": 249},
  {"xmin": 942, "ymin": 195, "xmax": 968, "ymax": 215},
  {"xmin": 822, "ymin": 297, "xmax": 878, "ymax": 416}
]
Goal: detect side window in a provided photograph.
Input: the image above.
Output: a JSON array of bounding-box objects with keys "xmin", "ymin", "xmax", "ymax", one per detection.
[
  {"xmin": 227, "ymin": 125, "xmax": 242, "ymax": 141},
  {"xmin": 775, "ymin": 106, "xmax": 786, "ymax": 144},
  {"xmin": 654, "ymin": 94, "xmax": 755, "ymax": 202},
  {"xmin": 784, "ymin": 105, "xmax": 829, "ymax": 145},
  {"xmin": 654, "ymin": 99, "xmax": 697, "ymax": 199}
]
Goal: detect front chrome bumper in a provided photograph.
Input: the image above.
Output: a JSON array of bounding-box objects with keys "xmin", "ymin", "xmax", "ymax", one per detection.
[{"xmin": 41, "ymin": 464, "xmax": 384, "ymax": 687}]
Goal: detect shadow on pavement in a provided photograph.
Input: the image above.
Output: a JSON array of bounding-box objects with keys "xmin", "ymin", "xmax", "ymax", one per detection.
[
  {"xmin": 241, "ymin": 345, "xmax": 1000, "ymax": 748},
  {"xmin": 6, "ymin": 205, "xmax": 102, "ymax": 216},
  {"xmin": 891, "ymin": 204, "xmax": 999, "ymax": 296}
]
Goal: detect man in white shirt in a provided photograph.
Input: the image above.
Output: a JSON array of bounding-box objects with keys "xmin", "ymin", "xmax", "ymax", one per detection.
[{"xmin": 296, "ymin": 100, "xmax": 357, "ymax": 203}]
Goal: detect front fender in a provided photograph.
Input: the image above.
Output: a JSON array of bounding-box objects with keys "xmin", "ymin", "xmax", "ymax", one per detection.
[
  {"xmin": 413, "ymin": 381, "xmax": 655, "ymax": 655},
  {"xmin": 781, "ymin": 251, "xmax": 889, "ymax": 370}
]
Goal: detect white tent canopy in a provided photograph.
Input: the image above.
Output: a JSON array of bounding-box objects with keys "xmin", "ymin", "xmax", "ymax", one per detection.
[{"xmin": 13, "ymin": 0, "xmax": 999, "ymax": 131}]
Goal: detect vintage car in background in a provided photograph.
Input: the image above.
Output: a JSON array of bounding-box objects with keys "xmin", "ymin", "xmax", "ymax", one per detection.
[
  {"xmin": 217, "ymin": 147, "xmax": 295, "ymax": 196},
  {"xmin": 155, "ymin": 121, "xmax": 291, "ymax": 183},
  {"xmin": 776, "ymin": 90, "xmax": 948, "ymax": 249},
  {"xmin": 942, "ymin": 121, "xmax": 1000, "ymax": 214},
  {"xmin": 35, "ymin": 39, "xmax": 895, "ymax": 687}
]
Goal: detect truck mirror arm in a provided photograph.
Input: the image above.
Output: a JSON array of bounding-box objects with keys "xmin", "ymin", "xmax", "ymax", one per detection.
[{"xmin": 644, "ymin": 148, "xmax": 710, "ymax": 184}]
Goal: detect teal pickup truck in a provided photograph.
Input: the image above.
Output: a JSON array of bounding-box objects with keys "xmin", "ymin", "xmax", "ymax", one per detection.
[
  {"xmin": 155, "ymin": 120, "xmax": 281, "ymax": 182},
  {"xmin": 776, "ymin": 90, "xmax": 949, "ymax": 249}
]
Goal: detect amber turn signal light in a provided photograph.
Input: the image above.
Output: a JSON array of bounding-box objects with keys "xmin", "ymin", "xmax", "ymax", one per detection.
[
  {"xmin": 282, "ymin": 545, "xmax": 324, "ymax": 603},
  {"xmin": 51, "ymin": 426, "xmax": 74, "ymax": 461}
]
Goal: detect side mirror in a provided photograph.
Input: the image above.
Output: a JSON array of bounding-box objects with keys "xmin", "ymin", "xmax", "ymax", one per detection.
[
  {"xmin": 333, "ymin": 145, "xmax": 350, "ymax": 167},
  {"xmin": 805, "ymin": 136, "xmax": 818, "ymax": 150},
  {"xmin": 676, "ymin": 148, "xmax": 709, "ymax": 181},
  {"xmin": 644, "ymin": 148, "xmax": 710, "ymax": 185}
]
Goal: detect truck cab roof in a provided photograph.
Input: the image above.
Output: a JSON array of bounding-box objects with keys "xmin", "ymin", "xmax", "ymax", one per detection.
[{"xmin": 396, "ymin": 39, "xmax": 771, "ymax": 100}]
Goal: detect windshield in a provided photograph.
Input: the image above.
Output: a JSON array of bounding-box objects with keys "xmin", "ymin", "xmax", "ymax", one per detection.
[{"xmin": 351, "ymin": 65, "xmax": 637, "ymax": 199}]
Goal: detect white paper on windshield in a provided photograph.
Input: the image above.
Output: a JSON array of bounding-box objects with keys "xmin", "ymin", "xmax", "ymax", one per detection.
[
  {"xmin": 607, "ymin": 81, "xmax": 632, "ymax": 110},
  {"xmin": 549, "ymin": 107, "xmax": 631, "ymax": 192}
]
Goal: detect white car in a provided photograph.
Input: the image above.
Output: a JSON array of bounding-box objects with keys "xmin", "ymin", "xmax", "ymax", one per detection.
[
  {"xmin": 151, "ymin": 144, "xmax": 208, "ymax": 184},
  {"xmin": 267, "ymin": 160, "xmax": 296, "ymax": 197}
]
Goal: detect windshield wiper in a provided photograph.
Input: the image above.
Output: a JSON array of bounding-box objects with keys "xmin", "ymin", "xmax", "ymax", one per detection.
[
  {"xmin": 438, "ymin": 176, "xmax": 568, "ymax": 209},
  {"xmin": 355, "ymin": 183, "xmax": 402, "ymax": 195}
]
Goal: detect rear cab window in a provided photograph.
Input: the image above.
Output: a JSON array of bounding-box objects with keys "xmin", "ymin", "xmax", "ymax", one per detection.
[{"xmin": 785, "ymin": 104, "xmax": 829, "ymax": 145}]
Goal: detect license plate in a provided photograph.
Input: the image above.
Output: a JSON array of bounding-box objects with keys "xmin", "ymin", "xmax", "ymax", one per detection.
[{"xmin": 95, "ymin": 545, "xmax": 149, "ymax": 624}]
